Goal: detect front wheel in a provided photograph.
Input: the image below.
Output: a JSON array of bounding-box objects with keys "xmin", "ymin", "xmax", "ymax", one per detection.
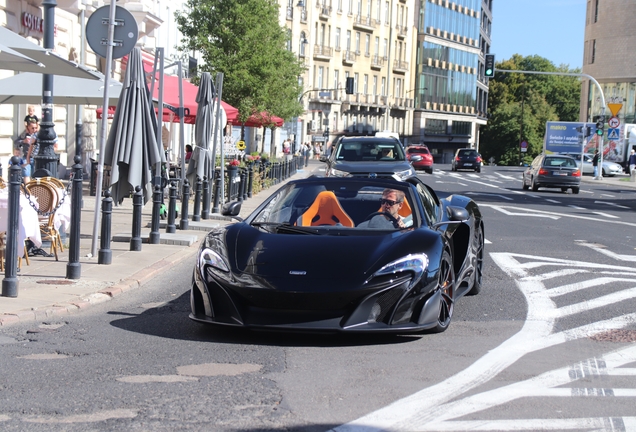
[
  {"xmin": 426, "ymin": 249, "xmax": 455, "ymax": 333},
  {"xmin": 531, "ymin": 177, "xmax": 539, "ymax": 192}
]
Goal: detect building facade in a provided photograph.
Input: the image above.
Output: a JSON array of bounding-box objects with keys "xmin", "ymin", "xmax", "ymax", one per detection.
[
  {"xmin": 280, "ymin": 0, "xmax": 418, "ymax": 149},
  {"xmin": 580, "ymin": 0, "xmax": 636, "ymax": 124},
  {"xmin": 411, "ymin": 0, "xmax": 491, "ymax": 162}
]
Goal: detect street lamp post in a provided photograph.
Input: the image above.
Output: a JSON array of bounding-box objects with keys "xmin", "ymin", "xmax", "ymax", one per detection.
[{"xmin": 36, "ymin": 0, "xmax": 59, "ymax": 178}]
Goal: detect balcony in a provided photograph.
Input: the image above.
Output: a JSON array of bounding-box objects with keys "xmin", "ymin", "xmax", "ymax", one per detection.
[
  {"xmin": 370, "ymin": 54, "xmax": 384, "ymax": 70},
  {"xmin": 319, "ymin": 5, "xmax": 332, "ymax": 19},
  {"xmin": 342, "ymin": 50, "xmax": 357, "ymax": 65},
  {"xmin": 392, "ymin": 59, "xmax": 409, "ymax": 74},
  {"xmin": 395, "ymin": 24, "xmax": 407, "ymax": 39},
  {"xmin": 392, "ymin": 97, "xmax": 414, "ymax": 109},
  {"xmin": 353, "ymin": 15, "xmax": 376, "ymax": 32},
  {"xmin": 313, "ymin": 44, "xmax": 333, "ymax": 60}
]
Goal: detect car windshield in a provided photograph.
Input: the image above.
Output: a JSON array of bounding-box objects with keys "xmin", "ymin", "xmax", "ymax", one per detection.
[
  {"xmin": 544, "ymin": 157, "xmax": 577, "ymax": 168},
  {"xmin": 458, "ymin": 150, "xmax": 477, "ymax": 157},
  {"xmin": 335, "ymin": 139, "xmax": 406, "ymax": 162},
  {"xmin": 250, "ymin": 180, "xmax": 417, "ymax": 232},
  {"xmin": 408, "ymin": 147, "xmax": 430, "ymax": 154}
]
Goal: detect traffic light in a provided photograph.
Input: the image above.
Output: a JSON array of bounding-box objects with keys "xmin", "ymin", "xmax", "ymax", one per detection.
[
  {"xmin": 323, "ymin": 127, "xmax": 330, "ymax": 138},
  {"xmin": 586, "ymin": 126, "xmax": 592, "ymax": 137},
  {"xmin": 345, "ymin": 77, "xmax": 355, "ymax": 94},
  {"xmin": 484, "ymin": 54, "xmax": 495, "ymax": 77},
  {"xmin": 596, "ymin": 119, "xmax": 605, "ymax": 136}
]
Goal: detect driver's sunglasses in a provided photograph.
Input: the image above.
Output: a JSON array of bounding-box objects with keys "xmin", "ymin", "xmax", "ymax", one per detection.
[{"xmin": 380, "ymin": 198, "xmax": 401, "ymax": 207}]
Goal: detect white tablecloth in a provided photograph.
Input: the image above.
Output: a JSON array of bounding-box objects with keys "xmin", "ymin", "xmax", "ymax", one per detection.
[
  {"xmin": 51, "ymin": 186, "xmax": 71, "ymax": 233},
  {"xmin": 0, "ymin": 189, "xmax": 43, "ymax": 250}
]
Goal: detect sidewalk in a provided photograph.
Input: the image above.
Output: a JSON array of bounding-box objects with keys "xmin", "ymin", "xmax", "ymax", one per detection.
[
  {"xmin": 0, "ymin": 160, "xmax": 321, "ymax": 327},
  {"xmin": 580, "ymin": 172, "xmax": 636, "ymax": 189}
]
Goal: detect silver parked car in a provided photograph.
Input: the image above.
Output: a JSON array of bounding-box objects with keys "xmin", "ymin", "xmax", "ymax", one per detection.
[
  {"xmin": 522, "ymin": 154, "xmax": 581, "ymax": 194},
  {"xmin": 561, "ymin": 152, "xmax": 624, "ymax": 177}
]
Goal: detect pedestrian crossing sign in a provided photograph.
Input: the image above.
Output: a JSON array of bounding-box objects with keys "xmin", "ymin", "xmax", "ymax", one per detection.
[{"xmin": 607, "ymin": 128, "xmax": 620, "ymax": 140}]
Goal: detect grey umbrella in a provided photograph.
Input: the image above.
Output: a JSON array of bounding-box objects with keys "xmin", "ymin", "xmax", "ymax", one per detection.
[
  {"xmin": 186, "ymin": 72, "xmax": 214, "ymax": 186},
  {"xmin": 104, "ymin": 47, "xmax": 164, "ymax": 204}
]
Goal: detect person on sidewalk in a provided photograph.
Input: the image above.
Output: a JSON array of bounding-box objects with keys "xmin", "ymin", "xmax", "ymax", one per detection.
[
  {"xmin": 628, "ymin": 149, "xmax": 636, "ymax": 176},
  {"xmin": 592, "ymin": 150, "xmax": 600, "ymax": 179}
]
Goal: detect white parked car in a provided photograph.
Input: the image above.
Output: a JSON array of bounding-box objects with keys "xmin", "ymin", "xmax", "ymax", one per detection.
[{"xmin": 561, "ymin": 153, "xmax": 624, "ymax": 177}]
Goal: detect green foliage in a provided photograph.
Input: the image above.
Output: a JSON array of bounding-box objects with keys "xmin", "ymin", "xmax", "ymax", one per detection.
[
  {"xmin": 481, "ymin": 55, "xmax": 581, "ymax": 166},
  {"xmin": 175, "ymin": 0, "xmax": 304, "ymax": 123}
]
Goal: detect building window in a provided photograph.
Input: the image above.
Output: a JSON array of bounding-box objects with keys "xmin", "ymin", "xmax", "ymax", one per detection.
[
  {"xmin": 591, "ymin": 39, "xmax": 596, "ymax": 64},
  {"xmin": 346, "ymin": 30, "xmax": 352, "ymax": 50},
  {"xmin": 451, "ymin": 121, "xmax": 471, "ymax": 135},
  {"xmin": 354, "ymin": 72, "xmax": 359, "ymax": 92},
  {"xmin": 374, "ymin": 36, "xmax": 379, "ymax": 55},
  {"xmin": 318, "ymin": 66, "xmax": 324, "ymax": 89},
  {"xmin": 334, "ymin": 69, "xmax": 339, "ymax": 90},
  {"xmin": 594, "ymin": 0, "xmax": 599, "ymax": 23},
  {"xmin": 365, "ymin": 34, "xmax": 370, "ymax": 56},
  {"xmin": 364, "ymin": 74, "xmax": 368, "ymax": 94},
  {"xmin": 425, "ymin": 119, "xmax": 447, "ymax": 135},
  {"xmin": 384, "ymin": 1, "xmax": 389, "ymax": 24},
  {"xmin": 355, "ymin": 32, "xmax": 361, "ymax": 53},
  {"xmin": 335, "ymin": 28, "xmax": 341, "ymax": 50}
]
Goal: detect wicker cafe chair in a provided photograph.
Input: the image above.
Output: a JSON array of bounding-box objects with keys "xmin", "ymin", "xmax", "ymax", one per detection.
[
  {"xmin": 0, "ymin": 177, "xmax": 6, "ymax": 189},
  {"xmin": 29, "ymin": 177, "xmax": 66, "ymax": 253},
  {"xmin": 25, "ymin": 181, "xmax": 61, "ymax": 261}
]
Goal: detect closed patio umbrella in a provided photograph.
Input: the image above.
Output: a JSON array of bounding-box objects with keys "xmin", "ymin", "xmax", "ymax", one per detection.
[
  {"xmin": 186, "ymin": 72, "xmax": 227, "ymax": 187},
  {"xmin": 103, "ymin": 47, "xmax": 164, "ymax": 204}
]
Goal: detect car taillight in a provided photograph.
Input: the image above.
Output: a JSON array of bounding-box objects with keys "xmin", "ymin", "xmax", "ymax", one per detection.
[
  {"xmin": 455, "ymin": 156, "xmax": 460, "ymax": 161},
  {"xmin": 476, "ymin": 156, "xmax": 482, "ymax": 163},
  {"xmin": 572, "ymin": 169, "xmax": 581, "ymax": 177},
  {"xmin": 538, "ymin": 168, "xmax": 549, "ymax": 175}
]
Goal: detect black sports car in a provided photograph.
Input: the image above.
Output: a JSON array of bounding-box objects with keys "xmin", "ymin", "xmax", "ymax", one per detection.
[{"xmin": 191, "ymin": 176, "xmax": 484, "ymax": 333}]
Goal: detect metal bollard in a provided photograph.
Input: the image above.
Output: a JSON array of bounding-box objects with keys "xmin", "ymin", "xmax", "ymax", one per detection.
[
  {"xmin": 180, "ymin": 179, "xmax": 190, "ymax": 230},
  {"xmin": 149, "ymin": 185, "xmax": 162, "ymax": 244},
  {"xmin": 238, "ymin": 169, "xmax": 245, "ymax": 202},
  {"xmin": 192, "ymin": 176, "xmax": 202, "ymax": 222},
  {"xmin": 201, "ymin": 176, "xmax": 210, "ymax": 220},
  {"xmin": 212, "ymin": 176, "xmax": 221, "ymax": 213},
  {"xmin": 130, "ymin": 186, "xmax": 143, "ymax": 251},
  {"xmin": 247, "ymin": 165, "xmax": 254, "ymax": 198},
  {"xmin": 2, "ymin": 157, "xmax": 22, "ymax": 297},
  {"xmin": 66, "ymin": 155, "xmax": 83, "ymax": 279},
  {"xmin": 98, "ymin": 190, "xmax": 113, "ymax": 265},
  {"xmin": 166, "ymin": 181, "xmax": 177, "ymax": 233}
]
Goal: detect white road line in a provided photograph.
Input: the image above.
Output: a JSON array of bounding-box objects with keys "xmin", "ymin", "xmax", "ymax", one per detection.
[
  {"xmin": 577, "ymin": 241, "xmax": 636, "ymax": 262},
  {"xmin": 413, "ymin": 417, "xmax": 636, "ymax": 431},
  {"xmin": 595, "ymin": 200, "xmax": 630, "ymax": 209},
  {"xmin": 485, "ymin": 205, "xmax": 560, "ymax": 219},
  {"xmin": 547, "ymin": 277, "xmax": 636, "ymax": 297},
  {"xmin": 465, "ymin": 192, "xmax": 513, "ymax": 200},
  {"xmin": 593, "ymin": 211, "xmax": 619, "ymax": 219},
  {"xmin": 526, "ymin": 193, "xmax": 541, "ymax": 198},
  {"xmin": 601, "ymin": 194, "xmax": 616, "ymax": 198},
  {"xmin": 553, "ymin": 287, "xmax": 636, "ymax": 319},
  {"xmin": 545, "ymin": 199, "xmax": 561, "ymax": 204},
  {"xmin": 494, "ymin": 172, "xmax": 519, "ymax": 180},
  {"xmin": 480, "ymin": 204, "xmax": 636, "ymax": 227},
  {"xmin": 568, "ymin": 205, "xmax": 586, "ymax": 210}
]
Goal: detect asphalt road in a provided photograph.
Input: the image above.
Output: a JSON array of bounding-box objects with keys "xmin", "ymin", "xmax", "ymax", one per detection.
[{"xmin": 0, "ymin": 165, "xmax": 635, "ymax": 431}]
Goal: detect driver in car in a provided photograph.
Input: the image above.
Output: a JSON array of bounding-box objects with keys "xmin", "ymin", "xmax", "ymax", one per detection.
[{"xmin": 358, "ymin": 188, "xmax": 412, "ymax": 229}]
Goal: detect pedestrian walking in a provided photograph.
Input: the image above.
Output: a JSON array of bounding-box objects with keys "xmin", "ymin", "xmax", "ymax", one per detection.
[
  {"xmin": 628, "ymin": 149, "xmax": 636, "ymax": 176},
  {"xmin": 592, "ymin": 150, "xmax": 600, "ymax": 178}
]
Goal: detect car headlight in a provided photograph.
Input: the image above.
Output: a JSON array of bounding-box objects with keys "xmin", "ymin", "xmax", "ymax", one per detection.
[
  {"xmin": 199, "ymin": 248, "xmax": 230, "ymax": 275},
  {"xmin": 372, "ymin": 253, "xmax": 428, "ymax": 290},
  {"xmin": 392, "ymin": 167, "xmax": 416, "ymax": 180},
  {"xmin": 329, "ymin": 168, "xmax": 352, "ymax": 177}
]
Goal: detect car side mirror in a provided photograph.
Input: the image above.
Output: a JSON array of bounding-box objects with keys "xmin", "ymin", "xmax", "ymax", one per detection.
[
  {"xmin": 319, "ymin": 155, "xmax": 328, "ymax": 163},
  {"xmin": 431, "ymin": 206, "xmax": 469, "ymax": 230},
  {"xmin": 222, "ymin": 201, "xmax": 243, "ymax": 220}
]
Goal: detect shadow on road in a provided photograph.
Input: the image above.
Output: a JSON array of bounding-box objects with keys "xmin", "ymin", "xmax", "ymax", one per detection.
[{"xmin": 108, "ymin": 291, "xmax": 422, "ymax": 348}]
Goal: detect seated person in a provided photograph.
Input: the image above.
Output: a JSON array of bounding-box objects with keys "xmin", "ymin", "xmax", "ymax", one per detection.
[
  {"xmin": 358, "ymin": 188, "xmax": 412, "ymax": 229},
  {"xmin": 377, "ymin": 147, "xmax": 394, "ymax": 160},
  {"xmin": 185, "ymin": 144, "xmax": 193, "ymax": 163}
]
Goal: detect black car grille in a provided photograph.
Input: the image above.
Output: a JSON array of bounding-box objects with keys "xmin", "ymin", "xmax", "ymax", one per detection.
[{"xmin": 366, "ymin": 274, "xmax": 412, "ymax": 324}]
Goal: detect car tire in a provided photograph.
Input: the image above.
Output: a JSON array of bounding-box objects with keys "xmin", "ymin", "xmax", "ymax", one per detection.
[
  {"xmin": 522, "ymin": 176, "xmax": 529, "ymax": 190},
  {"xmin": 531, "ymin": 177, "xmax": 539, "ymax": 191},
  {"xmin": 467, "ymin": 226, "xmax": 484, "ymax": 296},
  {"xmin": 427, "ymin": 168, "xmax": 434, "ymax": 174},
  {"xmin": 572, "ymin": 187, "xmax": 580, "ymax": 194},
  {"xmin": 561, "ymin": 187, "xmax": 568, "ymax": 193},
  {"xmin": 426, "ymin": 249, "xmax": 455, "ymax": 333}
]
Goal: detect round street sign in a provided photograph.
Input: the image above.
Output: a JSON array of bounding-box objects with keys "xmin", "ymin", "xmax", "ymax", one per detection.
[
  {"xmin": 236, "ymin": 140, "xmax": 246, "ymax": 150},
  {"xmin": 86, "ymin": 5, "xmax": 138, "ymax": 59},
  {"xmin": 608, "ymin": 116, "xmax": 620, "ymax": 128}
]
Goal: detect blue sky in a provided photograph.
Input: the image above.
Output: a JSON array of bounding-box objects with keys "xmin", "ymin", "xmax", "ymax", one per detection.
[{"xmin": 490, "ymin": 0, "xmax": 587, "ymax": 69}]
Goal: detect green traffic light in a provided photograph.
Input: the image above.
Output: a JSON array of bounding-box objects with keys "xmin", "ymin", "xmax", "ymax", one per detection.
[
  {"xmin": 596, "ymin": 129, "xmax": 603, "ymax": 136},
  {"xmin": 485, "ymin": 69, "xmax": 493, "ymax": 76}
]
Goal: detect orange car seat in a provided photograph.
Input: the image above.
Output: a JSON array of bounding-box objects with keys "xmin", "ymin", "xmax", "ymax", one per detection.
[
  {"xmin": 299, "ymin": 191, "xmax": 355, "ymax": 227},
  {"xmin": 378, "ymin": 198, "xmax": 412, "ymax": 218}
]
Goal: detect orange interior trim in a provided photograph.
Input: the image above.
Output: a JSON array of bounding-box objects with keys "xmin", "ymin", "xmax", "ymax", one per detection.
[{"xmin": 299, "ymin": 191, "xmax": 355, "ymax": 227}]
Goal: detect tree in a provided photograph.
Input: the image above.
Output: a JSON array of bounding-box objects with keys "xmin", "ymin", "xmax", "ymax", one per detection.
[
  {"xmin": 175, "ymin": 0, "xmax": 305, "ymax": 126},
  {"xmin": 480, "ymin": 55, "xmax": 581, "ymax": 166}
]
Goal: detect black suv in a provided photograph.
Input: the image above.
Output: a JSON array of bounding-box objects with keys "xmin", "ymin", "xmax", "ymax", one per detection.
[
  {"xmin": 320, "ymin": 136, "xmax": 416, "ymax": 180},
  {"xmin": 451, "ymin": 148, "xmax": 482, "ymax": 172}
]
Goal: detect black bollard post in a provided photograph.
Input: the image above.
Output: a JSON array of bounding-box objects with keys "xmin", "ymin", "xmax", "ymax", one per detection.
[
  {"xmin": 66, "ymin": 155, "xmax": 83, "ymax": 279},
  {"xmin": 130, "ymin": 186, "xmax": 143, "ymax": 251},
  {"xmin": 201, "ymin": 176, "xmax": 210, "ymax": 220},
  {"xmin": 166, "ymin": 181, "xmax": 177, "ymax": 234},
  {"xmin": 247, "ymin": 165, "xmax": 254, "ymax": 198},
  {"xmin": 149, "ymin": 185, "xmax": 162, "ymax": 244},
  {"xmin": 237, "ymin": 169, "xmax": 245, "ymax": 202},
  {"xmin": 180, "ymin": 179, "xmax": 190, "ymax": 230},
  {"xmin": 192, "ymin": 176, "xmax": 202, "ymax": 222},
  {"xmin": 212, "ymin": 176, "xmax": 221, "ymax": 213},
  {"xmin": 98, "ymin": 190, "xmax": 113, "ymax": 265},
  {"xmin": 2, "ymin": 157, "xmax": 22, "ymax": 297}
]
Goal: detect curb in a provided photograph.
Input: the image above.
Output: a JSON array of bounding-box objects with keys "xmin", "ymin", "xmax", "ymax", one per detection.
[{"xmin": 0, "ymin": 242, "xmax": 200, "ymax": 328}]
